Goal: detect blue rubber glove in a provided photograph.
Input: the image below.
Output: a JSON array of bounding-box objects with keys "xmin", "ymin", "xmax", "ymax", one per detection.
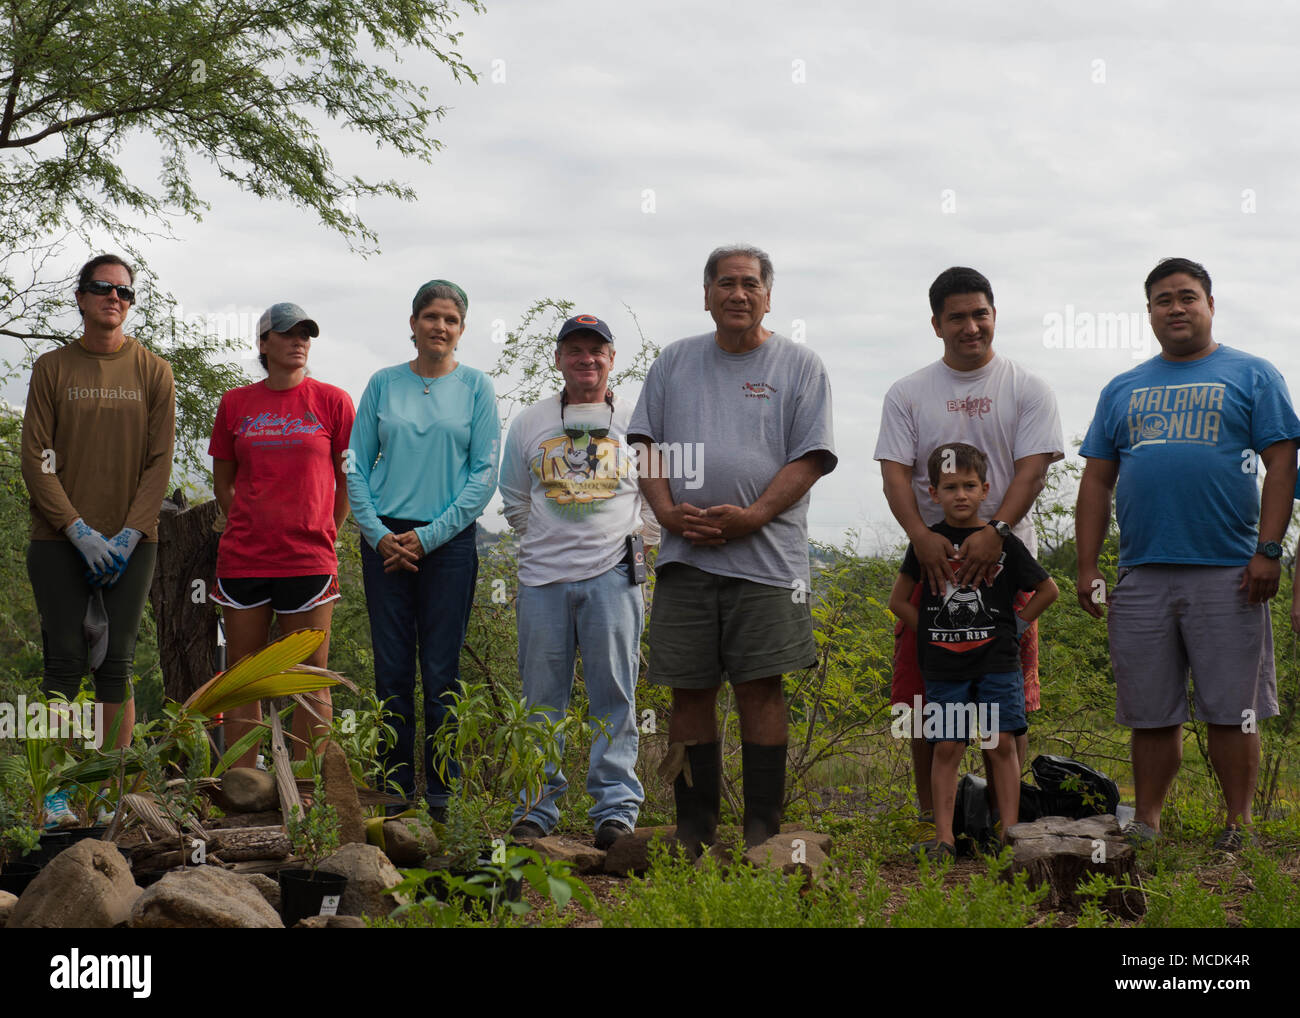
[
  {"xmin": 65, "ymin": 519, "xmax": 125, "ymax": 586},
  {"xmin": 104, "ymin": 528, "xmax": 143, "ymax": 587}
]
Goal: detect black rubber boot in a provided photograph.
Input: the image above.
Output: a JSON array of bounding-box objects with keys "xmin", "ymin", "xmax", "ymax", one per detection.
[
  {"xmin": 673, "ymin": 741, "xmax": 721, "ymax": 856},
  {"xmin": 742, "ymin": 742, "xmax": 787, "ymax": 848}
]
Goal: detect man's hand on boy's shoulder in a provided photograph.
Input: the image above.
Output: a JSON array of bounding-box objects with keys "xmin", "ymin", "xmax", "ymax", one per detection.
[
  {"xmin": 910, "ymin": 528, "xmax": 959, "ymax": 594},
  {"xmin": 954, "ymin": 523, "xmax": 1003, "ymax": 588}
]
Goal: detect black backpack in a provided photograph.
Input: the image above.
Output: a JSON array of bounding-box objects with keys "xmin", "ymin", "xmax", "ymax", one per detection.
[{"xmin": 1030, "ymin": 754, "xmax": 1120, "ymax": 819}]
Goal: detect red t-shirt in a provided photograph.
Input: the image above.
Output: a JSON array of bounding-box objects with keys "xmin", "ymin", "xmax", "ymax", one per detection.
[{"xmin": 209, "ymin": 377, "xmax": 356, "ymax": 577}]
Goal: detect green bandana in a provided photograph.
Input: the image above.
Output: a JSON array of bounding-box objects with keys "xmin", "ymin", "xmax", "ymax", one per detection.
[{"xmin": 412, "ymin": 279, "xmax": 468, "ymax": 314}]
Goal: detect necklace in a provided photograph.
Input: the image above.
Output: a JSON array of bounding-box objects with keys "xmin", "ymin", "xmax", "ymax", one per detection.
[{"xmin": 420, "ymin": 376, "xmax": 434, "ymax": 394}]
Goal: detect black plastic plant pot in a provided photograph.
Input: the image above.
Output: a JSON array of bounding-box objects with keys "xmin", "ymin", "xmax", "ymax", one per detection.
[
  {"xmin": 278, "ymin": 868, "xmax": 348, "ymax": 927},
  {"xmin": 0, "ymin": 862, "xmax": 41, "ymax": 896},
  {"xmin": 425, "ymin": 855, "xmax": 523, "ymax": 912},
  {"xmin": 30, "ymin": 831, "xmax": 72, "ymax": 867},
  {"xmin": 63, "ymin": 826, "xmax": 109, "ymax": 845}
]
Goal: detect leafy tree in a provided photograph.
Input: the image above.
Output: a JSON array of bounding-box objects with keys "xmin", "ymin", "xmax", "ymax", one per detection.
[{"xmin": 1, "ymin": 0, "xmax": 485, "ymax": 473}]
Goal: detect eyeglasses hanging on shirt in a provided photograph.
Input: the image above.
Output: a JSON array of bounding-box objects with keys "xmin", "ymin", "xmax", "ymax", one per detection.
[{"xmin": 561, "ymin": 389, "xmax": 615, "ymax": 439}]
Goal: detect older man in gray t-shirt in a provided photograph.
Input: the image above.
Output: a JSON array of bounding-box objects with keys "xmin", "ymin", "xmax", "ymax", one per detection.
[{"xmin": 628, "ymin": 244, "xmax": 836, "ymax": 852}]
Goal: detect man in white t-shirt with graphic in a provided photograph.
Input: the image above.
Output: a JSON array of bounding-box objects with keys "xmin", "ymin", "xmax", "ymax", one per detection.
[
  {"xmin": 500, "ymin": 314, "xmax": 659, "ymax": 851},
  {"xmin": 874, "ymin": 266, "xmax": 1063, "ymax": 829}
]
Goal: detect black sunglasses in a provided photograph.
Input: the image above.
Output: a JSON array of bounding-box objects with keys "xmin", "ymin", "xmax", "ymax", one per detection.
[
  {"xmin": 83, "ymin": 279, "xmax": 135, "ymax": 302},
  {"xmin": 561, "ymin": 390, "xmax": 614, "ymax": 440}
]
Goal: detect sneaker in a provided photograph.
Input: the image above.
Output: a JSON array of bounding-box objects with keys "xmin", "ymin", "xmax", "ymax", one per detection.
[
  {"xmin": 43, "ymin": 790, "xmax": 77, "ymax": 829},
  {"xmin": 508, "ymin": 819, "xmax": 546, "ymax": 842},
  {"xmin": 911, "ymin": 838, "xmax": 956, "ymax": 864},
  {"xmin": 594, "ymin": 819, "xmax": 634, "ymax": 851},
  {"xmin": 1212, "ymin": 826, "xmax": 1255, "ymax": 853},
  {"xmin": 1122, "ymin": 819, "xmax": 1158, "ymax": 848}
]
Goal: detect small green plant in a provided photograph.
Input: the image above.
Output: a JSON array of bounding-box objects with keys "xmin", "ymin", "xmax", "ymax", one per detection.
[
  {"xmin": 0, "ymin": 823, "xmax": 40, "ymax": 871},
  {"xmin": 381, "ymin": 845, "xmax": 593, "ymax": 927},
  {"xmin": 602, "ymin": 839, "xmax": 885, "ymax": 928},
  {"xmin": 1240, "ymin": 850, "xmax": 1300, "ymax": 928},
  {"xmin": 329, "ymin": 689, "xmax": 403, "ymax": 798},
  {"xmin": 1139, "ymin": 870, "xmax": 1228, "ymax": 928},
  {"xmin": 890, "ymin": 848, "xmax": 1050, "ymax": 928},
  {"xmin": 286, "ymin": 778, "xmax": 340, "ymax": 874}
]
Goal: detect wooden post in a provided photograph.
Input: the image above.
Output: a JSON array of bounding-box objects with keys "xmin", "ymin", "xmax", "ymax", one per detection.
[{"xmin": 147, "ymin": 488, "xmax": 221, "ymax": 703}]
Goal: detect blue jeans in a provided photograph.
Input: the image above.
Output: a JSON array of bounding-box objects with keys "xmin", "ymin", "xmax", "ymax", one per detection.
[
  {"xmin": 360, "ymin": 520, "xmax": 478, "ymax": 808},
  {"xmin": 512, "ymin": 563, "xmax": 644, "ymax": 833}
]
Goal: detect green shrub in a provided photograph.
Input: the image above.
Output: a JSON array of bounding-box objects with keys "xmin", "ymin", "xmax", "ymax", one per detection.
[
  {"xmin": 601, "ymin": 840, "xmax": 886, "ymax": 928},
  {"xmin": 889, "ymin": 849, "xmax": 1049, "ymax": 928}
]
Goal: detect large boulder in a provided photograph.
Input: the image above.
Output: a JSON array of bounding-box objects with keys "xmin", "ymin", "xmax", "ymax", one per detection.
[
  {"xmin": 744, "ymin": 831, "xmax": 830, "ymax": 883},
  {"xmin": 318, "ymin": 843, "xmax": 408, "ymax": 917},
  {"xmin": 130, "ymin": 865, "xmax": 284, "ymax": 928},
  {"xmin": 8, "ymin": 840, "xmax": 140, "ymax": 928},
  {"xmin": 0, "ymin": 889, "xmax": 17, "ymax": 927},
  {"xmin": 1007, "ymin": 814, "xmax": 1144, "ymax": 918},
  {"xmin": 241, "ymin": 872, "xmax": 281, "ymax": 912},
  {"xmin": 533, "ymin": 836, "xmax": 606, "ymax": 875},
  {"xmin": 320, "ymin": 741, "xmax": 366, "ymax": 845},
  {"xmin": 296, "ymin": 914, "xmax": 366, "ymax": 928},
  {"xmin": 213, "ymin": 767, "xmax": 278, "ymax": 813},
  {"xmin": 603, "ymin": 826, "xmax": 683, "ymax": 876},
  {"xmin": 381, "ymin": 819, "xmax": 438, "ymax": 867}
]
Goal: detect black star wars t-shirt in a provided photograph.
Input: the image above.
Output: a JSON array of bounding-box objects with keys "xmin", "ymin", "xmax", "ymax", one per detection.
[{"xmin": 900, "ymin": 522, "xmax": 1049, "ymax": 677}]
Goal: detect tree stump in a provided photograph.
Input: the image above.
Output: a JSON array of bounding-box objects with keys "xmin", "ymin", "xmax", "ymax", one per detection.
[
  {"xmin": 148, "ymin": 489, "xmax": 221, "ymax": 703},
  {"xmin": 1007, "ymin": 814, "xmax": 1145, "ymax": 919}
]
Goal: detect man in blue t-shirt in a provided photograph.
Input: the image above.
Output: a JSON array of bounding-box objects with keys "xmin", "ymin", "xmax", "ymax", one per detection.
[{"xmin": 1076, "ymin": 257, "xmax": 1300, "ymax": 853}]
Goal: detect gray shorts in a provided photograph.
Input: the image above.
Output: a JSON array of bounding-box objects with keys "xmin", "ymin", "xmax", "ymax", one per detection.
[
  {"xmin": 647, "ymin": 563, "xmax": 817, "ymax": 688},
  {"xmin": 1107, "ymin": 565, "xmax": 1278, "ymax": 728}
]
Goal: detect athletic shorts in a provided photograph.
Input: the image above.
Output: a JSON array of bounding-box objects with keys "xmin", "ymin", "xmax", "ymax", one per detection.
[
  {"xmin": 892, "ymin": 583, "xmax": 1039, "ymax": 710},
  {"xmin": 210, "ymin": 575, "xmax": 340, "ymax": 614},
  {"xmin": 647, "ymin": 563, "xmax": 817, "ymax": 688},
  {"xmin": 1107, "ymin": 565, "xmax": 1278, "ymax": 728}
]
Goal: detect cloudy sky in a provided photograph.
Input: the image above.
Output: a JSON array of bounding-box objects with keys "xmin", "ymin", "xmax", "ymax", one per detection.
[{"xmin": 38, "ymin": 0, "xmax": 1300, "ymax": 551}]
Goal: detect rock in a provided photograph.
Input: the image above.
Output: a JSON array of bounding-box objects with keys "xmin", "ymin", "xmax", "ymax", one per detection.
[
  {"xmin": 318, "ymin": 843, "xmax": 408, "ymax": 917},
  {"xmin": 1007, "ymin": 814, "xmax": 1144, "ymax": 918},
  {"xmin": 130, "ymin": 865, "xmax": 284, "ymax": 928},
  {"xmin": 320, "ymin": 741, "xmax": 366, "ymax": 845},
  {"xmin": 8, "ymin": 840, "xmax": 140, "ymax": 928},
  {"xmin": 533, "ymin": 836, "xmax": 607, "ymax": 875},
  {"xmin": 744, "ymin": 831, "xmax": 830, "ymax": 883},
  {"xmin": 0, "ymin": 890, "xmax": 17, "ymax": 927},
  {"xmin": 603, "ymin": 826, "xmax": 684, "ymax": 876},
  {"xmin": 213, "ymin": 767, "xmax": 278, "ymax": 813},
  {"xmin": 296, "ymin": 914, "xmax": 366, "ymax": 928},
  {"xmin": 241, "ymin": 872, "xmax": 281, "ymax": 912},
  {"xmin": 382, "ymin": 819, "xmax": 437, "ymax": 867}
]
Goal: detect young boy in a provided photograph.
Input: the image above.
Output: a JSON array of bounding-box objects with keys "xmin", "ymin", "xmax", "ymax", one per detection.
[{"xmin": 888, "ymin": 442, "xmax": 1059, "ymax": 860}]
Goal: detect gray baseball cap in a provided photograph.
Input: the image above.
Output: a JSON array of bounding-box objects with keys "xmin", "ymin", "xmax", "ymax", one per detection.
[{"xmin": 258, "ymin": 302, "xmax": 319, "ymax": 337}]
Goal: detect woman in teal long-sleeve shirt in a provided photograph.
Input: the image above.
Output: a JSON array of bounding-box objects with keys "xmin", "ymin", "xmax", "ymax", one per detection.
[{"xmin": 346, "ymin": 279, "xmax": 499, "ymax": 818}]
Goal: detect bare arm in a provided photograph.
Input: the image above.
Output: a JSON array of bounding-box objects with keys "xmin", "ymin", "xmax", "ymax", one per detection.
[
  {"xmin": 629, "ymin": 435, "xmax": 721, "ymax": 545},
  {"xmin": 881, "ymin": 458, "xmax": 956, "ymax": 594},
  {"xmin": 1017, "ymin": 575, "xmax": 1059, "ymax": 626},
  {"xmin": 888, "ymin": 572, "xmax": 919, "ymax": 632},
  {"xmin": 332, "ymin": 452, "xmax": 350, "ymax": 532},
  {"xmin": 1243, "ymin": 439, "xmax": 1297, "ymax": 604},
  {"xmin": 213, "ymin": 458, "xmax": 237, "ymax": 517},
  {"xmin": 1074, "ymin": 457, "xmax": 1119, "ymax": 618},
  {"xmin": 702, "ymin": 451, "xmax": 827, "ymax": 541}
]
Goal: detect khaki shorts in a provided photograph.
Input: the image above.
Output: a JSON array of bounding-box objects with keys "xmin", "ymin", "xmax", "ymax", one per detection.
[
  {"xmin": 647, "ymin": 563, "xmax": 817, "ymax": 688},
  {"xmin": 1107, "ymin": 565, "xmax": 1278, "ymax": 728}
]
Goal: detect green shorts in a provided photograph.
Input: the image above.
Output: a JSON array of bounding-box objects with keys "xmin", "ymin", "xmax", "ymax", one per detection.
[{"xmin": 646, "ymin": 563, "xmax": 817, "ymax": 688}]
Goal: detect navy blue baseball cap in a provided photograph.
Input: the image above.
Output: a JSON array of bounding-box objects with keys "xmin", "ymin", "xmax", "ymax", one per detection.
[{"xmin": 556, "ymin": 314, "xmax": 614, "ymax": 345}]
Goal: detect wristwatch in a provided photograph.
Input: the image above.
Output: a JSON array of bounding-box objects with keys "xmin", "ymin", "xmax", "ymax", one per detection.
[
  {"xmin": 988, "ymin": 520, "xmax": 1011, "ymax": 539},
  {"xmin": 1255, "ymin": 540, "xmax": 1283, "ymax": 560}
]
